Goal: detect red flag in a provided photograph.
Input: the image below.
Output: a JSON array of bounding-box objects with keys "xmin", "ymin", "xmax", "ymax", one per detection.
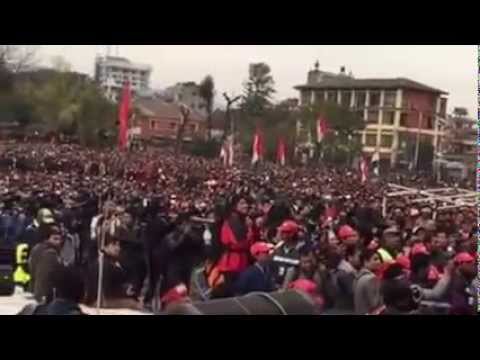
[
  {"xmin": 317, "ymin": 116, "xmax": 329, "ymax": 143},
  {"xmin": 118, "ymin": 83, "xmax": 131, "ymax": 151},
  {"xmin": 277, "ymin": 137, "xmax": 286, "ymax": 166},
  {"xmin": 360, "ymin": 156, "xmax": 369, "ymax": 184},
  {"xmin": 252, "ymin": 130, "xmax": 264, "ymax": 165}
]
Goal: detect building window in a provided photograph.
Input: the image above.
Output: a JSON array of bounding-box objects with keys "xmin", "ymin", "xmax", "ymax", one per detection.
[
  {"xmin": 355, "ymin": 91, "xmax": 366, "ymax": 108},
  {"xmin": 170, "ymin": 123, "xmax": 177, "ymax": 130},
  {"xmin": 381, "ymin": 134, "xmax": 393, "ymax": 148},
  {"xmin": 401, "ymin": 95, "xmax": 409, "ymax": 108},
  {"xmin": 327, "ymin": 91, "xmax": 337, "ymax": 103},
  {"xmin": 356, "ymin": 110, "xmax": 365, "ymax": 121},
  {"xmin": 189, "ymin": 124, "xmax": 196, "ymax": 132},
  {"xmin": 150, "ymin": 121, "xmax": 156, "ymax": 130},
  {"xmin": 440, "ymin": 98, "xmax": 447, "ymax": 117},
  {"xmin": 301, "ymin": 91, "xmax": 311, "ymax": 105},
  {"xmin": 367, "ymin": 110, "xmax": 379, "ymax": 124},
  {"xmin": 366, "ymin": 134, "xmax": 377, "ymax": 147},
  {"xmin": 383, "ymin": 111, "xmax": 395, "ymax": 125},
  {"xmin": 400, "ymin": 113, "xmax": 408, "ymax": 127},
  {"xmin": 341, "ymin": 91, "xmax": 352, "ymax": 108},
  {"xmin": 369, "ymin": 91, "xmax": 381, "ymax": 107},
  {"xmin": 315, "ymin": 91, "xmax": 325, "ymax": 105},
  {"xmin": 384, "ymin": 91, "xmax": 396, "ymax": 107},
  {"xmin": 426, "ymin": 116, "xmax": 434, "ymax": 129}
]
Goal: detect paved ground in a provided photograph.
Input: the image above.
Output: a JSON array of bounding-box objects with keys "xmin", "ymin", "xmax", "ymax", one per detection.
[{"xmin": 0, "ymin": 288, "xmax": 151, "ymax": 315}]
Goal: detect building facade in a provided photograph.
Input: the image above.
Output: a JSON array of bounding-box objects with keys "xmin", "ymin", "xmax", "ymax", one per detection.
[
  {"xmin": 94, "ymin": 56, "xmax": 152, "ymax": 102},
  {"xmin": 295, "ymin": 63, "xmax": 449, "ymax": 168},
  {"xmin": 132, "ymin": 98, "xmax": 206, "ymax": 143},
  {"xmin": 439, "ymin": 108, "xmax": 476, "ymax": 170},
  {"xmin": 162, "ymin": 82, "xmax": 208, "ymax": 118}
]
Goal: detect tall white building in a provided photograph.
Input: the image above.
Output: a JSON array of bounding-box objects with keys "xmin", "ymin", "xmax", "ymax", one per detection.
[{"xmin": 94, "ymin": 56, "xmax": 152, "ymax": 102}]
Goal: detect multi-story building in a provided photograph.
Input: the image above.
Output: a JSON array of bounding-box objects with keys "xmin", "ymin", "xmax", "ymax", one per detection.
[
  {"xmin": 132, "ymin": 98, "xmax": 206, "ymax": 143},
  {"xmin": 294, "ymin": 62, "xmax": 449, "ymax": 168},
  {"xmin": 162, "ymin": 82, "xmax": 208, "ymax": 118},
  {"xmin": 94, "ymin": 56, "xmax": 152, "ymax": 102},
  {"xmin": 440, "ymin": 108, "xmax": 476, "ymax": 169}
]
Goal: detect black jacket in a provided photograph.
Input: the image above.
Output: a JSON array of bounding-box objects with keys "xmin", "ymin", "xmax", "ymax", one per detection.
[
  {"xmin": 86, "ymin": 255, "xmax": 131, "ymax": 305},
  {"xmin": 29, "ymin": 242, "xmax": 62, "ymax": 303},
  {"xmin": 46, "ymin": 299, "xmax": 85, "ymax": 315}
]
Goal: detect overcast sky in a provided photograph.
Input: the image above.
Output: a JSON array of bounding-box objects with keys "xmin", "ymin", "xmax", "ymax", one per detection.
[{"xmin": 39, "ymin": 45, "xmax": 477, "ymax": 115}]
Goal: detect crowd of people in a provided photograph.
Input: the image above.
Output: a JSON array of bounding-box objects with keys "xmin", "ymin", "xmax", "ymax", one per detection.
[{"xmin": 0, "ymin": 141, "xmax": 477, "ymax": 315}]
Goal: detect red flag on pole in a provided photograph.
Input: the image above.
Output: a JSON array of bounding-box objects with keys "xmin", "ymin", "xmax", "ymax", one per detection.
[
  {"xmin": 118, "ymin": 82, "xmax": 131, "ymax": 151},
  {"xmin": 277, "ymin": 137, "xmax": 286, "ymax": 166},
  {"xmin": 252, "ymin": 130, "xmax": 264, "ymax": 165},
  {"xmin": 360, "ymin": 156, "xmax": 369, "ymax": 184},
  {"xmin": 317, "ymin": 116, "xmax": 329, "ymax": 143}
]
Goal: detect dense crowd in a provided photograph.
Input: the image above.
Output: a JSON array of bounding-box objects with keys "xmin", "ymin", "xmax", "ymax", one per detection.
[{"xmin": 0, "ymin": 142, "xmax": 477, "ymax": 315}]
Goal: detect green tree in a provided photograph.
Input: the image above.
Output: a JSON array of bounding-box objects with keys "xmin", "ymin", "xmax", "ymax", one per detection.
[
  {"xmin": 242, "ymin": 63, "xmax": 276, "ymax": 116},
  {"xmin": 199, "ymin": 75, "xmax": 215, "ymax": 140},
  {"xmin": 18, "ymin": 60, "xmax": 116, "ymax": 145},
  {"xmin": 299, "ymin": 102, "xmax": 365, "ymax": 165},
  {"xmin": 237, "ymin": 102, "xmax": 297, "ymax": 162}
]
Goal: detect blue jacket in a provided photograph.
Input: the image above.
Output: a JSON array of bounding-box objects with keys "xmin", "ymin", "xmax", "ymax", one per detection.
[{"xmin": 234, "ymin": 263, "xmax": 276, "ymax": 296}]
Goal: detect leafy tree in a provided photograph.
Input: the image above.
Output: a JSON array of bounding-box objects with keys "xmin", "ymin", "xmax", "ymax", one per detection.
[
  {"xmin": 236, "ymin": 102, "xmax": 297, "ymax": 162},
  {"xmin": 199, "ymin": 75, "xmax": 215, "ymax": 140},
  {"xmin": 242, "ymin": 63, "xmax": 276, "ymax": 116},
  {"xmin": 299, "ymin": 102, "xmax": 365, "ymax": 165},
  {"xmin": 17, "ymin": 60, "xmax": 116, "ymax": 145}
]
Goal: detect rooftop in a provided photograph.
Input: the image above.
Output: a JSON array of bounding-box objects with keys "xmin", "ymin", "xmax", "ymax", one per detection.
[
  {"xmin": 295, "ymin": 77, "xmax": 448, "ymax": 95},
  {"xmin": 96, "ymin": 56, "xmax": 152, "ymax": 72},
  {"xmin": 135, "ymin": 98, "xmax": 205, "ymax": 122}
]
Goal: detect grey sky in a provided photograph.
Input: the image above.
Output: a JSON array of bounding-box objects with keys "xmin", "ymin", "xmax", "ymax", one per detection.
[{"xmin": 39, "ymin": 45, "xmax": 477, "ymax": 115}]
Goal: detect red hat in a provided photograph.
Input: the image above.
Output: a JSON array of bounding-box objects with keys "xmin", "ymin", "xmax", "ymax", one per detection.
[
  {"xmin": 279, "ymin": 220, "xmax": 299, "ymax": 235},
  {"xmin": 411, "ymin": 243, "xmax": 429, "ymax": 256},
  {"xmin": 338, "ymin": 225, "xmax": 357, "ymax": 240},
  {"xmin": 250, "ymin": 242, "xmax": 274, "ymax": 258},
  {"xmin": 161, "ymin": 284, "xmax": 189, "ymax": 307},
  {"xmin": 454, "ymin": 252, "xmax": 475, "ymax": 265},
  {"xmin": 289, "ymin": 279, "xmax": 317, "ymax": 292},
  {"xmin": 288, "ymin": 279, "xmax": 324, "ymax": 308}
]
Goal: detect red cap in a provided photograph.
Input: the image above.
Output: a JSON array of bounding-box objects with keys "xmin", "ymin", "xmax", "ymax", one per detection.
[
  {"xmin": 250, "ymin": 242, "xmax": 274, "ymax": 258},
  {"xmin": 454, "ymin": 252, "xmax": 475, "ymax": 265},
  {"xmin": 288, "ymin": 279, "xmax": 324, "ymax": 309},
  {"xmin": 289, "ymin": 279, "xmax": 317, "ymax": 293},
  {"xmin": 279, "ymin": 220, "xmax": 299, "ymax": 235},
  {"xmin": 412, "ymin": 243, "xmax": 429, "ymax": 256},
  {"xmin": 161, "ymin": 284, "xmax": 189, "ymax": 306},
  {"xmin": 338, "ymin": 225, "xmax": 357, "ymax": 240}
]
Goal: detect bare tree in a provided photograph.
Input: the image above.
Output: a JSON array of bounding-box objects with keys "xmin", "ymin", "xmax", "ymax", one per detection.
[
  {"xmin": 223, "ymin": 92, "xmax": 241, "ymax": 138},
  {"xmin": 175, "ymin": 104, "xmax": 191, "ymax": 155},
  {"xmin": 0, "ymin": 45, "xmax": 38, "ymax": 73}
]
